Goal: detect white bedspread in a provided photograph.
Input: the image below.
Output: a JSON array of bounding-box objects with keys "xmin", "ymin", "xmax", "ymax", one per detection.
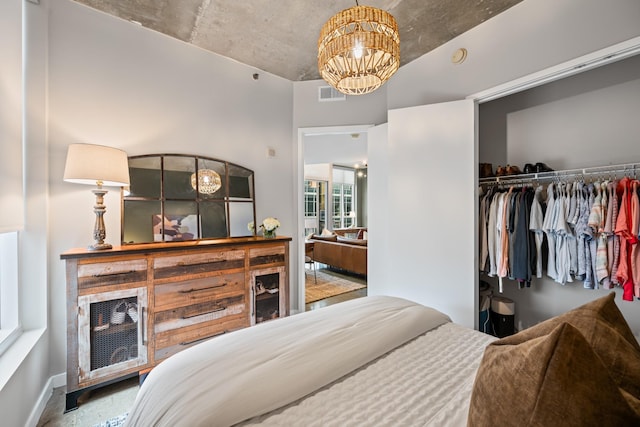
[
  {"xmin": 238, "ymin": 322, "xmax": 496, "ymax": 426},
  {"xmin": 125, "ymin": 296, "xmax": 455, "ymax": 427}
]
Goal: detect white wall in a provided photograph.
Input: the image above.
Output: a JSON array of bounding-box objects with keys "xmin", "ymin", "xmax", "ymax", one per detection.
[
  {"xmin": 388, "ymin": 0, "xmax": 640, "ymax": 110},
  {"xmin": 0, "ymin": 1, "xmax": 51, "ymax": 426},
  {"xmin": 293, "ymin": 80, "xmax": 388, "ymax": 129},
  {"xmin": 479, "ymin": 54, "xmax": 640, "ymax": 337},
  {"xmin": 46, "ymin": 0, "xmax": 294, "ymax": 386}
]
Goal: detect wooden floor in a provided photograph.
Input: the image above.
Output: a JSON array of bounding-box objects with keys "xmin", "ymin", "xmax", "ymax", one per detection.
[{"xmin": 304, "ymin": 267, "xmax": 367, "ymax": 311}]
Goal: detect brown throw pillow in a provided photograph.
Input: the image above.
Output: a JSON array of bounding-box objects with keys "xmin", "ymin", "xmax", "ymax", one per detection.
[
  {"xmin": 468, "ymin": 293, "xmax": 640, "ymax": 426},
  {"xmin": 503, "ymin": 292, "xmax": 640, "ymax": 399},
  {"xmin": 468, "ymin": 322, "xmax": 640, "ymax": 426}
]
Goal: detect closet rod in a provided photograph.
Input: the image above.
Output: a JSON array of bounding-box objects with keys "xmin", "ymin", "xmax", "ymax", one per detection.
[{"xmin": 479, "ymin": 162, "xmax": 640, "ymax": 185}]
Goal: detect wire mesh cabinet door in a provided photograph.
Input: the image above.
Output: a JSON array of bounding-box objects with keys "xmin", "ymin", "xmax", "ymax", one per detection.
[
  {"xmin": 77, "ymin": 286, "xmax": 148, "ymax": 383},
  {"xmin": 250, "ymin": 266, "xmax": 286, "ymax": 325}
]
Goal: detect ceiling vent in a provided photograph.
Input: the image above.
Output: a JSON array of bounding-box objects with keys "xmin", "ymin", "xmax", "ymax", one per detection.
[{"xmin": 318, "ymin": 86, "xmax": 346, "ymax": 102}]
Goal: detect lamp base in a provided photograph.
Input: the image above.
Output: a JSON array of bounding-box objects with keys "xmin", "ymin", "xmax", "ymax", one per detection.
[
  {"xmin": 90, "ymin": 187, "xmax": 112, "ymax": 251},
  {"xmin": 89, "ymin": 242, "xmax": 113, "ymax": 251}
]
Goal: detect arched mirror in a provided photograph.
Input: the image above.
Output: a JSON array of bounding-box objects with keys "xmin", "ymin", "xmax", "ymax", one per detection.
[{"xmin": 121, "ymin": 154, "xmax": 255, "ymax": 244}]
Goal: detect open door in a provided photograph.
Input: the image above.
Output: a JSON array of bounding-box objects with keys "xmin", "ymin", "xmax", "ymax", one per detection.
[{"xmin": 368, "ymin": 100, "xmax": 477, "ymax": 328}]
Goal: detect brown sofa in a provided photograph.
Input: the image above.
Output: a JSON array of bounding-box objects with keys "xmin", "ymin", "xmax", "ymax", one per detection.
[{"xmin": 309, "ymin": 229, "xmax": 367, "ymax": 276}]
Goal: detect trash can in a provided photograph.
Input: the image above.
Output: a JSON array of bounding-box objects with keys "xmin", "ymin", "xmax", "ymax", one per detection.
[
  {"xmin": 490, "ymin": 296, "xmax": 515, "ymax": 338},
  {"xmin": 479, "ymin": 281, "xmax": 492, "ymax": 335}
]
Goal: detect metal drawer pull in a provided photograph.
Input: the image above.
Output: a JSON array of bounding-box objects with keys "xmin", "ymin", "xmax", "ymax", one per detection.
[
  {"xmin": 181, "ymin": 306, "xmax": 226, "ymax": 319},
  {"xmin": 180, "ymin": 330, "xmax": 227, "ymax": 346},
  {"xmin": 178, "ymin": 283, "xmax": 227, "ymax": 293},
  {"xmin": 92, "ymin": 270, "xmax": 136, "ymax": 277}
]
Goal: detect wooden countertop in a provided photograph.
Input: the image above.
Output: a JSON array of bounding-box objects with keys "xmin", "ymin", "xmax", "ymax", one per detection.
[{"xmin": 61, "ymin": 236, "xmax": 292, "ymax": 259}]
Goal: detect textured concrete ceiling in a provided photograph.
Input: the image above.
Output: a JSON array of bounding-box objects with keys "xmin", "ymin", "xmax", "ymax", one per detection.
[{"xmin": 71, "ymin": 0, "xmax": 522, "ymax": 81}]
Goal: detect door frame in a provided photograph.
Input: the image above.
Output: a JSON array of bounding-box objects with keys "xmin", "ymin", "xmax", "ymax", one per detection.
[{"xmin": 296, "ymin": 124, "xmax": 373, "ymax": 312}]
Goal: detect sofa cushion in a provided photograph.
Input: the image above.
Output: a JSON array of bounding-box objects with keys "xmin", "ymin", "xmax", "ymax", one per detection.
[
  {"xmin": 468, "ymin": 293, "xmax": 640, "ymax": 426},
  {"xmin": 320, "ymin": 228, "xmax": 334, "ymax": 237},
  {"xmin": 310, "ymin": 234, "xmax": 338, "ymax": 242},
  {"xmin": 337, "ymin": 236, "xmax": 368, "ymax": 246}
]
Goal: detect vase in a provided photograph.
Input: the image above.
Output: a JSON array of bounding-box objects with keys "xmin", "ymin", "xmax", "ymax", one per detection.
[{"xmin": 263, "ymin": 229, "xmax": 276, "ymax": 239}]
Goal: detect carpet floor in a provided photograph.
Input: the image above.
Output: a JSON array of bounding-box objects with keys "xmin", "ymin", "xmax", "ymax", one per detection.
[{"xmin": 305, "ymin": 267, "xmax": 367, "ymax": 304}]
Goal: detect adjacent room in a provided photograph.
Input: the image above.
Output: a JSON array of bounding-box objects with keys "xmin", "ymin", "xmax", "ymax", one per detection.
[
  {"xmin": 303, "ymin": 130, "xmax": 369, "ymax": 310},
  {"xmin": 2, "ymin": 0, "xmax": 640, "ymax": 426}
]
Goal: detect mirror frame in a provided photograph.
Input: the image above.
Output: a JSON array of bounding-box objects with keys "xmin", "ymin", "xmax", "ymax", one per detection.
[{"xmin": 121, "ymin": 154, "xmax": 256, "ymax": 244}]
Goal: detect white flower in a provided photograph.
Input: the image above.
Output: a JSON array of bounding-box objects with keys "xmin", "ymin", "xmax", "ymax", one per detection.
[
  {"xmin": 247, "ymin": 221, "xmax": 255, "ymax": 232},
  {"xmin": 261, "ymin": 217, "xmax": 280, "ymax": 232}
]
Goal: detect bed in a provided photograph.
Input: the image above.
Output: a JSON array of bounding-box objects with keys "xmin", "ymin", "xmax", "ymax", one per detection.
[{"xmin": 125, "ymin": 294, "xmax": 640, "ymax": 426}]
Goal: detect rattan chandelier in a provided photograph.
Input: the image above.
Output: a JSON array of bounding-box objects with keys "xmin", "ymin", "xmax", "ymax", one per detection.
[
  {"xmin": 318, "ymin": 2, "xmax": 400, "ymax": 95},
  {"xmin": 191, "ymin": 169, "xmax": 222, "ymax": 194}
]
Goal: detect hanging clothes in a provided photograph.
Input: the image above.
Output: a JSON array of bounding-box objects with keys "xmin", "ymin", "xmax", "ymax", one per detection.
[
  {"xmin": 529, "ymin": 186, "xmax": 545, "ymax": 278},
  {"xmin": 605, "ymin": 180, "xmax": 620, "ymax": 287},
  {"xmin": 631, "ymin": 180, "xmax": 640, "ymax": 298},
  {"xmin": 512, "ymin": 187, "xmax": 535, "ymax": 287},
  {"xmin": 615, "ymin": 177, "xmax": 636, "ymax": 301},
  {"xmin": 478, "ymin": 167, "xmax": 640, "ymax": 301},
  {"xmin": 543, "ymin": 183, "xmax": 561, "ymax": 281},
  {"xmin": 587, "ymin": 181, "xmax": 609, "ymax": 288}
]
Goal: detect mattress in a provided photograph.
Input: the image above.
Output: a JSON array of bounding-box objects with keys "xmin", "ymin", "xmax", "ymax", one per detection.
[
  {"xmin": 125, "ymin": 296, "xmax": 495, "ymax": 427},
  {"xmin": 238, "ymin": 322, "xmax": 496, "ymax": 426}
]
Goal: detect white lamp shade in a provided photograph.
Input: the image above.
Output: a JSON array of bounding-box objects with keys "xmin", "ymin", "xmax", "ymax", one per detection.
[{"xmin": 63, "ymin": 143, "xmax": 130, "ymax": 187}]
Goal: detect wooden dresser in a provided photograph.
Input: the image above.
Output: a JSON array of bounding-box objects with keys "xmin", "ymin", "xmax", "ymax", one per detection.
[{"xmin": 61, "ymin": 236, "xmax": 290, "ymax": 411}]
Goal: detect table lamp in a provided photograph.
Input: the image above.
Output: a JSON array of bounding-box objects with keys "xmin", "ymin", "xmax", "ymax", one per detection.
[{"xmin": 63, "ymin": 143, "xmax": 130, "ymax": 250}]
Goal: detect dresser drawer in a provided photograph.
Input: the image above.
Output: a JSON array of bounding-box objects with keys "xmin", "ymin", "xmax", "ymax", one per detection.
[
  {"xmin": 153, "ymin": 249, "xmax": 245, "ymax": 280},
  {"xmin": 154, "ymin": 272, "xmax": 245, "ymax": 310},
  {"xmin": 154, "ymin": 314, "xmax": 248, "ymax": 361},
  {"xmin": 249, "ymin": 245, "xmax": 286, "ymax": 268},
  {"xmin": 77, "ymin": 259, "xmax": 148, "ymax": 290}
]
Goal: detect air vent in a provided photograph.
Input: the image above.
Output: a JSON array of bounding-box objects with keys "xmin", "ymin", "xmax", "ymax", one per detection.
[{"xmin": 318, "ymin": 86, "xmax": 346, "ymax": 102}]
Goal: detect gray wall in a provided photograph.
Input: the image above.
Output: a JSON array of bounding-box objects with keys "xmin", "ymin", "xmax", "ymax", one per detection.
[{"xmin": 479, "ymin": 54, "xmax": 640, "ymax": 337}]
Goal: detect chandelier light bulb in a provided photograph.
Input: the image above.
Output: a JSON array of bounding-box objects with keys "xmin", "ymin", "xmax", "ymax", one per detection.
[{"xmin": 353, "ymin": 41, "xmax": 364, "ymax": 59}]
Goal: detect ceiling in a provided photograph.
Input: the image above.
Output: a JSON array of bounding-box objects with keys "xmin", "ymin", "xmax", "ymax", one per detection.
[
  {"xmin": 304, "ymin": 131, "xmax": 370, "ymax": 168},
  {"xmin": 71, "ymin": 0, "xmax": 522, "ymax": 82},
  {"xmin": 69, "ymin": 0, "xmax": 523, "ymax": 167}
]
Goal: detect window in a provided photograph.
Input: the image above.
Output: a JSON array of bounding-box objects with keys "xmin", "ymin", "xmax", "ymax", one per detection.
[
  {"xmin": 332, "ymin": 168, "xmax": 356, "ymax": 229},
  {"xmin": 304, "ymin": 180, "xmax": 329, "ymax": 236},
  {"xmin": 0, "ymin": 231, "xmax": 20, "ymax": 356},
  {"xmin": 304, "ymin": 180, "xmax": 318, "ymax": 236}
]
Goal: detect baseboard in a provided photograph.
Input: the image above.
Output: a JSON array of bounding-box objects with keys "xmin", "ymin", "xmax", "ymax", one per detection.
[
  {"xmin": 51, "ymin": 372, "xmax": 66, "ymax": 388},
  {"xmin": 26, "ymin": 372, "xmax": 65, "ymax": 427}
]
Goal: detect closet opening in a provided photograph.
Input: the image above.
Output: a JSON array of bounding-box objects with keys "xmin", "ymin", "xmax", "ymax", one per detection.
[{"xmin": 474, "ymin": 39, "xmax": 640, "ymax": 338}]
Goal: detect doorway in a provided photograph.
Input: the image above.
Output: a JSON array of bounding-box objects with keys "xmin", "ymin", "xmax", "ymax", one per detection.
[{"xmin": 297, "ymin": 125, "xmax": 373, "ymax": 311}]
